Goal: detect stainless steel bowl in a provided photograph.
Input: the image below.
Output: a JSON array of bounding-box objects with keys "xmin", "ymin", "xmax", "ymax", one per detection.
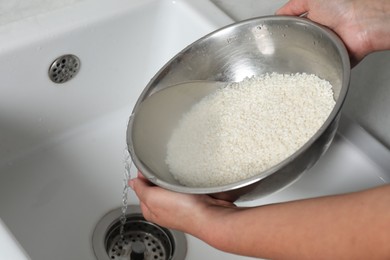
[{"xmin": 127, "ymin": 16, "xmax": 350, "ymax": 202}]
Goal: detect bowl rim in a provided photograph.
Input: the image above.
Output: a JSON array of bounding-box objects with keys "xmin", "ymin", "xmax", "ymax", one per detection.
[{"xmin": 127, "ymin": 15, "xmax": 351, "ymax": 194}]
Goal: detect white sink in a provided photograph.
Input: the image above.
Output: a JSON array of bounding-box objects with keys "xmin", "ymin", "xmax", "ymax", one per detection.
[
  {"xmin": 0, "ymin": 0, "xmax": 249, "ymax": 259},
  {"xmin": 0, "ymin": 0, "xmax": 388, "ymax": 259}
]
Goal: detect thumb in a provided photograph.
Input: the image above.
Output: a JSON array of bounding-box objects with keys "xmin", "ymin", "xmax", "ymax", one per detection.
[{"xmin": 276, "ymin": 0, "xmax": 308, "ymax": 16}]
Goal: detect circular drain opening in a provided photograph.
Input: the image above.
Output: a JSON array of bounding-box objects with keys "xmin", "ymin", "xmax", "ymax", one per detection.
[
  {"xmin": 93, "ymin": 205, "xmax": 187, "ymax": 260},
  {"xmin": 107, "ymin": 216, "xmax": 171, "ymax": 260},
  {"xmin": 48, "ymin": 54, "xmax": 80, "ymax": 83}
]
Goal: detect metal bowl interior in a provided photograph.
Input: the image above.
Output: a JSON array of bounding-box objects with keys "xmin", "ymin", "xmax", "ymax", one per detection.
[{"xmin": 127, "ymin": 16, "xmax": 350, "ymax": 200}]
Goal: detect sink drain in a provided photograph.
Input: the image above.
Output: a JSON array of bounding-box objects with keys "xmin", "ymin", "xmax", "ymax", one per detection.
[
  {"xmin": 48, "ymin": 54, "xmax": 80, "ymax": 83},
  {"xmin": 92, "ymin": 205, "xmax": 187, "ymax": 260}
]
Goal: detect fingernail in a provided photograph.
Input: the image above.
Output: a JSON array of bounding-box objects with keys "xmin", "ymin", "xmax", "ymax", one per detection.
[{"xmin": 128, "ymin": 179, "xmax": 134, "ymax": 190}]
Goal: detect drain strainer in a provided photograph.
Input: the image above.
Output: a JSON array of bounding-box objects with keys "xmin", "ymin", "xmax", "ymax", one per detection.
[
  {"xmin": 92, "ymin": 205, "xmax": 187, "ymax": 260},
  {"xmin": 48, "ymin": 54, "xmax": 80, "ymax": 83}
]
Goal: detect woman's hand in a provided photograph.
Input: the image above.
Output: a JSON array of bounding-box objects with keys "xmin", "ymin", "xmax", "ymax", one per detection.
[
  {"xmin": 277, "ymin": 0, "xmax": 390, "ymax": 64},
  {"xmin": 131, "ymin": 176, "xmax": 390, "ymax": 259},
  {"xmin": 129, "ymin": 173, "xmax": 236, "ymax": 237}
]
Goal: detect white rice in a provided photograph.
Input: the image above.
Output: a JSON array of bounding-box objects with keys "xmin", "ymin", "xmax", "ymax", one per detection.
[{"xmin": 165, "ymin": 73, "xmax": 335, "ymax": 187}]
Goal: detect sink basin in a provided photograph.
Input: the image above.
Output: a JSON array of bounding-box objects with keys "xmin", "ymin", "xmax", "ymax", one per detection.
[
  {"xmin": 0, "ymin": 0, "xmax": 388, "ymax": 259},
  {"xmin": 0, "ymin": 0, "xmax": 251, "ymax": 259}
]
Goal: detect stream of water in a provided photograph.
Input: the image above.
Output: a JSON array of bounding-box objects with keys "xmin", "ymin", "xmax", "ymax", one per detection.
[{"xmin": 119, "ymin": 150, "xmax": 132, "ymax": 244}]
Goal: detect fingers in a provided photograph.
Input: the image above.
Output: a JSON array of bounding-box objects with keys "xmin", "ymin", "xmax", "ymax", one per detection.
[
  {"xmin": 276, "ymin": 0, "xmax": 309, "ymax": 16},
  {"xmin": 129, "ymin": 170, "xmax": 242, "ymax": 238},
  {"xmin": 128, "ymin": 173, "xmax": 153, "ymax": 203},
  {"xmin": 130, "ymin": 173, "xmax": 188, "ymax": 229},
  {"xmin": 129, "ymin": 171, "xmax": 150, "ymax": 189},
  {"xmin": 136, "ymin": 171, "xmax": 148, "ymax": 180},
  {"xmin": 129, "ymin": 174, "xmax": 160, "ymax": 222}
]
